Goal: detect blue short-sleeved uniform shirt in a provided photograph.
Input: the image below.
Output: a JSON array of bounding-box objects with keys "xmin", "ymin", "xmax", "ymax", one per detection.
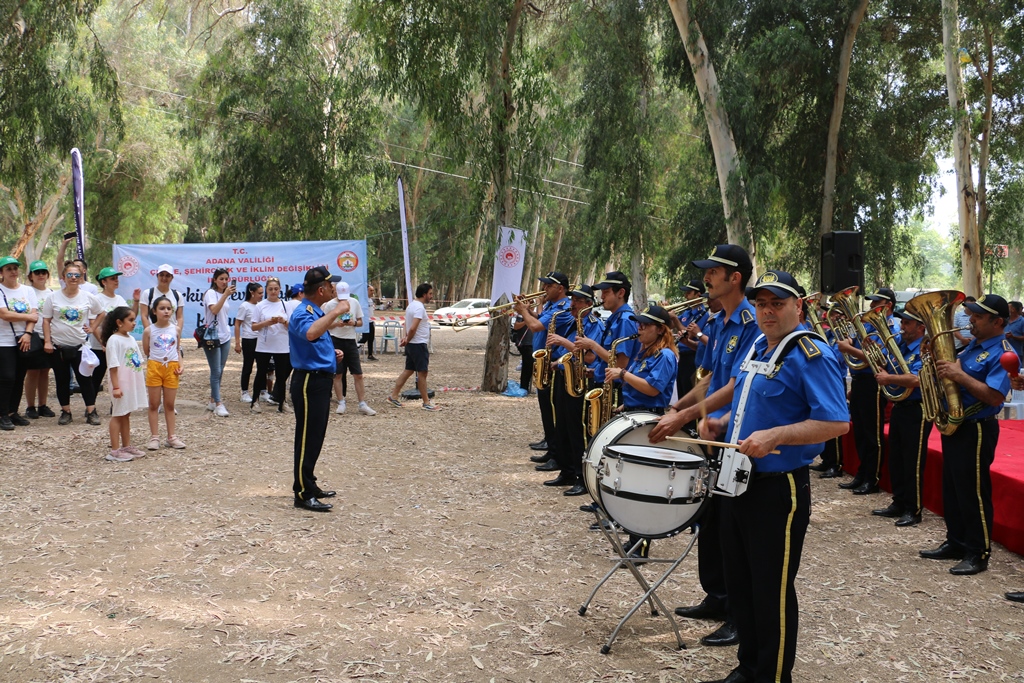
[
  {"xmin": 1005, "ymin": 317, "xmax": 1024, "ymax": 359},
  {"xmin": 726, "ymin": 334, "xmax": 848, "ymax": 472},
  {"xmin": 957, "ymin": 335, "xmax": 1013, "ymax": 420},
  {"xmin": 289, "ymin": 301, "xmax": 336, "ymax": 372},
  {"xmin": 701, "ymin": 299, "xmax": 759, "ymax": 419},
  {"xmin": 533, "ymin": 297, "xmax": 573, "ymax": 351},
  {"xmin": 894, "ymin": 335, "xmax": 925, "ymax": 401},
  {"xmin": 694, "ymin": 313, "xmax": 717, "ymax": 371},
  {"xmin": 850, "ymin": 314, "xmax": 898, "ymax": 376},
  {"xmin": 550, "ymin": 310, "xmax": 602, "ymax": 361},
  {"xmin": 622, "ymin": 347, "xmax": 678, "ymax": 409},
  {"xmin": 582, "ymin": 313, "xmax": 605, "ymax": 372},
  {"xmin": 677, "ymin": 306, "xmax": 709, "ymax": 356},
  {"xmin": 594, "ymin": 303, "xmax": 639, "ymax": 383}
]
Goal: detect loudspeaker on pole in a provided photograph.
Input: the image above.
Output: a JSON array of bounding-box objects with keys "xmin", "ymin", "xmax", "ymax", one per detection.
[{"xmin": 820, "ymin": 231, "xmax": 864, "ymax": 295}]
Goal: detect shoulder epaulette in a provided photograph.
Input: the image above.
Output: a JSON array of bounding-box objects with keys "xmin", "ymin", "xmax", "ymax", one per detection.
[
  {"xmin": 797, "ymin": 336, "xmax": 822, "ymax": 360},
  {"xmin": 1003, "ymin": 339, "xmax": 1013, "ymax": 352},
  {"xmin": 306, "ymin": 304, "xmax": 314, "ymax": 314},
  {"xmin": 740, "ymin": 309, "xmax": 755, "ymax": 325}
]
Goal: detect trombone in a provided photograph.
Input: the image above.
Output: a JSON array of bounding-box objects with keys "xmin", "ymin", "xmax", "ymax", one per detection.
[
  {"xmin": 664, "ymin": 296, "xmax": 708, "ymax": 316},
  {"xmin": 452, "ymin": 290, "xmax": 547, "ymax": 331}
]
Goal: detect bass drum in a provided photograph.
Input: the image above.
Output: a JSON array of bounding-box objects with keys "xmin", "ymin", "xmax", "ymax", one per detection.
[{"xmin": 584, "ymin": 412, "xmax": 663, "ymax": 504}]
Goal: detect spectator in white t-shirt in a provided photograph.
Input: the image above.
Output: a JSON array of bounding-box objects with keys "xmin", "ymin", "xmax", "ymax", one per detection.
[
  {"xmin": 56, "ymin": 237, "xmax": 99, "ymax": 295},
  {"xmin": 234, "ymin": 283, "xmax": 263, "ymax": 403},
  {"xmin": 387, "ymin": 283, "xmax": 438, "ymax": 411},
  {"xmin": 202, "ymin": 268, "xmax": 236, "ymax": 417},
  {"xmin": 140, "ymin": 264, "xmax": 185, "ymax": 336},
  {"xmin": 324, "ymin": 282, "xmax": 376, "ymax": 416},
  {"xmin": 0, "ymin": 256, "xmax": 39, "ymax": 429},
  {"xmin": 88, "ymin": 267, "xmax": 140, "ymax": 401},
  {"xmin": 23, "ymin": 260, "xmax": 55, "ymax": 419},
  {"xmin": 250, "ymin": 277, "xmax": 293, "ymax": 414}
]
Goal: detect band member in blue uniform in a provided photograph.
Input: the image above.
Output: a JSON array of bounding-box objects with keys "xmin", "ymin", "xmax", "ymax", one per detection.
[
  {"xmin": 920, "ymin": 294, "xmax": 1013, "ymax": 575},
  {"xmin": 671, "ymin": 279, "xmax": 708, "ymax": 398},
  {"xmin": 545, "ymin": 284, "xmax": 603, "ymax": 495},
  {"xmin": 516, "ymin": 272, "xmax": 573, "ymax": 471},
  {"xmin": 574, "ymin": 270, "xmax": 640, "ymax": 415},
  {"xmin": 870, "ymin": 309, "xmax": 930, "ymax": 527},
  {"xmin": 290, "ymin": 267, "xmax": 348, "ymax": 512},
  {"xmin": 606, "ymin": 305, "xmax": 678, "ymax": 412},
  {"xmin": 809, "ymin": 299, "xmax": 847, "ymax": 479},
  {"xmin": 698, "ymin": 270, "xmax": 848, "ymax": 683},
  {"xmin": 650, "ymin": 244, "xmax": 758, "ymax": 648},
  {"xmin": 836, "ymin": 287, "xmax": 897, "ymax": 495}
]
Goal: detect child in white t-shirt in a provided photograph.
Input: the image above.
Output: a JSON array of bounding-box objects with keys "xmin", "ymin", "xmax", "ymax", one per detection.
[
  {"xmin": 100, "ymin": 307, "xmax": 147, "ymax": 462},
  {"xmin": 143, "ymin": 296, "xmax": 185, "ymax": 450}
]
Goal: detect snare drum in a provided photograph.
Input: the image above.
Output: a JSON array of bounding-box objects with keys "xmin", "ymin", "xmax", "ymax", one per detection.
[{"xmin": 598, "ymin": 444, "xmax": 709, "ymax": 538}]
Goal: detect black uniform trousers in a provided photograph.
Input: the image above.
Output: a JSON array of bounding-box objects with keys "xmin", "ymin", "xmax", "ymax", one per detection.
[
  {"xmin": 518, "ymin": 342, "xmax": 534, "ymax": 392},
  {"xmin": 720, "ymin": 466, "xmax": 810, "ymax": 683},
  {"xmin": 697, "ymin": 487, "xmax": 729, "ymax": 612},
  {"xmin": 291, "ymin": 369, "xmax": 333, "ymax": 500},
  {"xmin": 676, "ymin": 351, "xmax": 697, "ymax": 399},
  {"xmin": 551, "ymin": 370, "xmax": 586, "ymax": 482},
  {"xmin": 537, "ymin": 384, "xmax": 558, "ymax": 459},
  {"xmin": 850, "ymin": 374, "xmax": 886, "ymax": 484},
  {"xmin": 940, "ymin": 417, "xmax": 998, "ymax": 560},
  {"xmin": 888, "ymin": 401, "xmax": 931, "ymax": 515},
  {"xmin": 819, "ymin": 436, "xmax": 843, "ymax": 469}
]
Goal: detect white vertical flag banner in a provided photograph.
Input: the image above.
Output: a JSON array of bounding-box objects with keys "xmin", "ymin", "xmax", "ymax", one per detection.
[
  {"xmin": 490, "ymin": 226, "xmax": 527, "ymax": 305},
  {"xmin": 397, "ymin": 177, "xmax": 413, "ymax": 304}
]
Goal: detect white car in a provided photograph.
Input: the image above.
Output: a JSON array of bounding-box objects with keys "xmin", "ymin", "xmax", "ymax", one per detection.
[{"xmin": 433, "ymin": 298, "xmax": 491, "ymax": 325}]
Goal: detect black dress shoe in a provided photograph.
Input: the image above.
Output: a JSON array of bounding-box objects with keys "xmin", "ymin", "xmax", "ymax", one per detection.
[
  {"xmin": 564, "ymin": 483, "xmax": 587, "ymax": 496},
  {"xmin": 0, "ymin": 416, "xmax": 13, "ymax": 431},
  {"xmin": 838, "ymin": 477, "xmax": 865, "ymax": 490},
  {"xmin": 872, "ymin": 502, "xmax": 903, "ymax": 517},
  {"xmin": 809, "ymin": 461, "xmax": 830, "ymax": 472},
  {"xmin": 852, "ymin": 481, "xmax": 879, "ymax": 495},
  {"xmin": 38, "ymin": 405, "xmax": 56, "ymax": 418},
  {"xmin": 544, "ymin": 473, "xmax": 574, "ymax": 487},
  {"xmin": 529, "ymin": 452, "xmax": 553, "ymax": 463},
  {"xmin": 1005, "ymin": 591, "xmax": 1024, "ymax": 603},
  {"xmin": 314, "ymin": 489, "xmax": 337, "ymax": 498},
  {"xmin": 10, "ymin": 413, "xmax": 29, "ymax": 426},
  {"xmin": 700, "ymin": 621, "xmax": 739, "ymax": 647},
  {"xmin": 949, "ymin": 555, "xmax": 988, "ymax": 575},
  {"xmin": 579, "ymin": 502, "xmax": 598, "ymax": 513},
  {"xmin": 535, "ymin": 460, "xmax": 560, "ymax": 472},
  {"xmin": 920, "ymin": 541, "xmax": 966, "ymax": 560},
  {"xmin": 674, "ymin": 599, "xmax": 727, "ymax": 621},
  {"xmin": 294, "ymin": 496, "xmax": 332, "ymax": 512},
  {"xmin": 529, "ymin": 439, "xmax": 548, "ymax": 450},
  {"xmin": 819, "ymin": 465, "xmax": 843, "ymax": 479},
  {"xmin": 701, "ymin": 669, "xmax": 753, "ymax": 683},
  {"xmin": 895, "ymin": 512, "xmax": 922, "ymax": 527}
]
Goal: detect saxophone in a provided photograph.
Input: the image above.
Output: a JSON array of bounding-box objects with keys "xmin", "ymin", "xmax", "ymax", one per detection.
[
  {"xmin": 532, "ymin": 309, "xmax": 565, "ymax": 391},
  {"xmin": 584, "ymin": 332, "xmax": 640, "ymax": 435},
  {"xmin": 558, "ymin": 305, "xmax": 593, "ymax": 398}
]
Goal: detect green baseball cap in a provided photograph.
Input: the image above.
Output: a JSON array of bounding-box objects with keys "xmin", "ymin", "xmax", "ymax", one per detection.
[
  {"xmin": 0, "ymin": 256, "xmax": 20, "ymax": 269},
  {"xmin": 96, "ymin": 267, "xmax": 124, "ymax": 281},
  {"xmin": 28, "ymin": 260, "xmax": 48, "ymax": 273}
]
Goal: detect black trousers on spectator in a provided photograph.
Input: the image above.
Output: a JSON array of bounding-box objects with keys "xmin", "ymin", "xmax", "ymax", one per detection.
[
  {"xmin": 940, "ymin": 418, "xmax": 998, "ymax": 559},
  {"xmin": 291, "ymin": 370, "xmax": 333, "ymax": 499},
  {"xmin": 90, "ymin": 348, "xmax": 107, "ymax": 399},
  {"xmin": 49, "ymin": 346, "xmax": 97, "ymax": 408},
  {"xmin": 363, "ymin": 322, "xmax": 376, "ymax": 357},
  {"xmin": 888, "ymin": 401, "xmax": 931, "ymax": 515},
  {"xmin": 850, "ymin": 374, "xmax": 886, "ymax": 484},
  {"xmin": 240, "ymin": 338, "xmax": 258, "ymax": 392},
  {"xmin": 551, "ymin": 371, "xmax": 585, "ymax": 481},
  {"xmin": 254, "ymin": 351, "xmax": 292, "ymax": 405},
  {"xmin": 0, "ymin": 345, "xmax": 28, "ymax": 416}
]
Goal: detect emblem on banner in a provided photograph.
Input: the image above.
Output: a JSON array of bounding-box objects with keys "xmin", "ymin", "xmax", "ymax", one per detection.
[
  {"xmin": 118, "ymin": 255, "xmax": 141, "ymax": 277},
  {"xmin": 337, "ymin": 251, "xmax": 358, "ymax": 272},
  {"xmin": 497, "ymin": 245, "xmax": 521, "ymax": 269}
]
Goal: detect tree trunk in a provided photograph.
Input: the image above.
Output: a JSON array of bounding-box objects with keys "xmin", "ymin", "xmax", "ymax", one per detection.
[
  {"xmin": 7, "ymin": 174, "xmax": 70, "ymax": 260},
  {"xmin": 941, "ymin": 0, "xmax": 983, "ymax": 296},
  {"xmin": 520, "ymin": 208, "xmax": 541, "ymax": 293},
  {"xmin": 969, "ymin": 27, "xmax": 994, "ymax": 243},
  {"xmin": 630, "ymin": 236, "xmax": 647, "ymax": 310},
  {"xmin": 546, "ymin": 220, "xmax": 565, "ymax": 273},
  {"xmin": 821, "ymin": 0, "xmax": 869, "ymax": 236},
  {"xmin": 461, "ymin": 183, "xmax": 495, "ymax": 297},
  {"xmin": 666, "ymin": 0, "xmax": 757, "ymax": 272}
]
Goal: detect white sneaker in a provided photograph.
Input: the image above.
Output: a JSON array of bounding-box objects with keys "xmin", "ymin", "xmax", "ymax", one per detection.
[
  {"xmin": 215, "ymin": 404, "xmax": 230, "ymax": 417},
  {"xmin": 265, "ymin": 396, "xmax": 279, "ymax": 406},
  {"xmin": 336, "ymin": 399, "xmax": 347, "ymax": 415},
  {"xmin": 250, "ymin": 401, "xmax": 262, "ymax": 414},
  {"xmin": 105, "ymin": 449, "xmax": 133, "ymax": 462},
  {"xmin": 278, "ymin": 402, "xmax": 293, "ymax": 414},
  {"xmin": 358, "ymin": 401, "xmax": 377, "ymax": 416},
  {"xmin": 241, "ymin": 391, "xmax": 252, "ymax": 403},
  {"xmin": 206, "ymin": 401, "xmax": 216, "ymax": 412},
  {"xmin": 259, "ymin": 391, "xmax": 271, "ymax": 403},
  {"xmin": 516, "ymin": 361, "xmax": 523, "ymax": 372}
]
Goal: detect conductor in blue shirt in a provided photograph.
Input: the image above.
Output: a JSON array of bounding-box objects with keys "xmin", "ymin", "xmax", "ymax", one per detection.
[
  {"xmin": 698, "ymin": 270, "xmax": 848, "ymax": 683},
  {"xmin": 289, "ymin": 267, "xmax": 349, "ymax": 512}
]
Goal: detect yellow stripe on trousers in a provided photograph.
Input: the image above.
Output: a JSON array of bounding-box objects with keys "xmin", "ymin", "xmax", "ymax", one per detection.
[
  {"xmin": 775, "ymin": 473, "xmax": 798, "ymax": 683},
  {"xmin": 913, "ymin": 417, "xmax": 926, "ymax": 513},
  {"xmin": 974, "ymin": 422, "xmax": 990, "ymax": 555},
  {"xmin": 874, "ymin": 386, "xmax": 883, "ymax": 480},
  {"xmin": 297, "ymin": 373, "xmax": 311, "ymax": 498}
]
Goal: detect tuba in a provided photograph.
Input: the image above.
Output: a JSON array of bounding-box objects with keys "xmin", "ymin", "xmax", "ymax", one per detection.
[
  {"xmin": 856, "ymin": 307, "xmax": 914, "ymax": 401},
  {"xmin": 557, "ymin": 305, "xmax": 593, "ymax": 398},
  {"xmin": 804, "ymin": 293, "xmax": 833, "ymax": 344},
  {"xmin": 904, "ymin": 291, "xmax": 969, "ymax": 436},
  {"xmin": 826, "ymin": 286, "xmax": 869, "ymax": 371},
  {"xmin": 532, "ymin": 309, "xmax": 565, "ymax": 391}
]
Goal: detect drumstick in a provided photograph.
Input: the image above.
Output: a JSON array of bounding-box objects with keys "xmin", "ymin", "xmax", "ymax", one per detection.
[{"xmin": 664, "ymin": 435, "xmax": 781, "ymax": 455}]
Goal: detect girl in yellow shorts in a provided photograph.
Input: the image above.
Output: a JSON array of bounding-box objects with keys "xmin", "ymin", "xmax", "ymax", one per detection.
[{"xmin": 142, "ymin": 297, "xmax": 185, "ymax": 450}]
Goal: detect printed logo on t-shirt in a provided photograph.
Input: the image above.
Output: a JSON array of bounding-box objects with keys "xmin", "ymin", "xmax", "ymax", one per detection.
[
  {"xmin": 125, "ymin": 348, "xmax": 144, "ymax": 371},
  {"xmin": 8, "ymin": 298, "xmax": 30, "ymax": 314},
  {"xmin": 153, "ymin": 330, "xmax": 178, "ymax": 355},
  {"xmin": 56, "ymin": 305, "xmax": 86, "ymax": 325}
]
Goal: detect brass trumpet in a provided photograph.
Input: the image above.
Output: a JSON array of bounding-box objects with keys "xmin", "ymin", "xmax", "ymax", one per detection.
[
  {"xmin": 452, "ymin": 290, "xmax": 546, "ymax": 331},
  {"xmin": 664, "ymin": 296, "xmax": 707, "ymax": 315},
  {"xmin": 856, "ymin": 307, "xmax": 914, "ymax": 401}
]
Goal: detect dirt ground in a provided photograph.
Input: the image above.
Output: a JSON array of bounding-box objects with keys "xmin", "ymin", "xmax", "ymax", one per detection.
[{"xmin": 2, "ymin": 326, "xmax": 1023, "ymax": 683}]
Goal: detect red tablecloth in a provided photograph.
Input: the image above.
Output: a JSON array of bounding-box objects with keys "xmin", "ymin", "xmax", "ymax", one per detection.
[{"xmin": 842, "ymin": 420, "xmax": 1024, "ymax": 557}]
